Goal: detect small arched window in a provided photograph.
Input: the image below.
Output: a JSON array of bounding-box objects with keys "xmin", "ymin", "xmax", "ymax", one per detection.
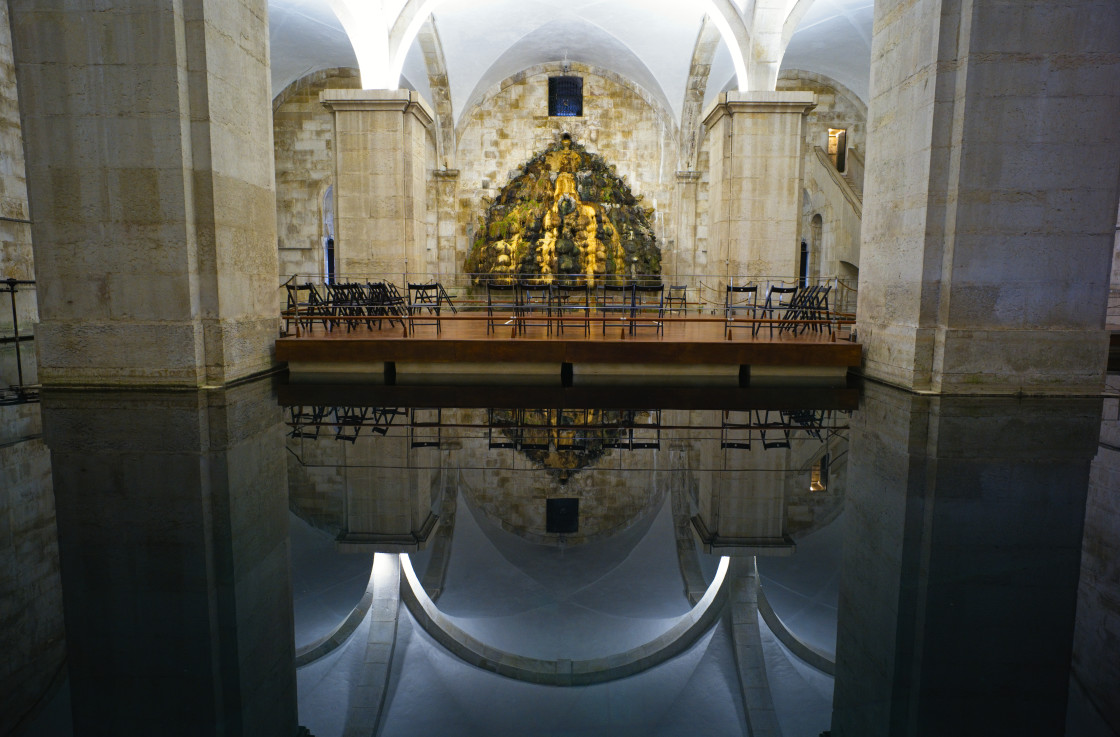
[{"xmin": 549, "ymin": 76, "xmax": 583, "ymax": 117}]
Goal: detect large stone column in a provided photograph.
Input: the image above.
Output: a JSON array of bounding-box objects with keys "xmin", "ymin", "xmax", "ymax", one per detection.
[
  {"xmin": 857, "ymin": 0, "xmax": 1120, "ymax": 394},
  {"xmin": 320, "ymin": 90, "xmax": 433, "ymax": 282},
  {"xmin": 432, "ymin": 168, "xmax": 460, "ymax": 279},
  {"xmin": 832, "ymin": 383, "xmax": 1098, "ymax": 736},
  {"xmin": 9, "ymin": 0, "xmax": 279, "ymax": 388},
  {"xmin": 703, "ymin": 91, "xmax": 815, "ymax": 282},
  {"xmin": 41, "ymin": 381, "xmax": 297, "ymax": 737},
  {"xmin": 672, "ymin": 170, "xmax": 702, "ymax": 282}
]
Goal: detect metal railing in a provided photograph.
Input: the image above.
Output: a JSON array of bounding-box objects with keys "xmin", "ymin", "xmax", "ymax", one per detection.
[
  {"xmin": 1, "ymin": 278, "xmax": 37, "ymax": 403},
  {"xmin": 279, "ymin": 271, "xmax": 859, "ymax": 339}
]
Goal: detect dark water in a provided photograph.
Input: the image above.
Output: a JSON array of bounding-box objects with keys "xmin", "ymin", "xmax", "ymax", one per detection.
[{"xmin": 20, "ymin": 376, "xmax": 1119, "ymax": 737}]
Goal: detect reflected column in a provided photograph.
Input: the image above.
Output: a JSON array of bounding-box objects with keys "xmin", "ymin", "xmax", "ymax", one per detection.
[
  {"xmin": 41, "ymin": 380, "xmax": 296, "ymax": 737},
  {"xmin": 832, "ymin": 382, "xmax": 1099, "ymax": 736}
]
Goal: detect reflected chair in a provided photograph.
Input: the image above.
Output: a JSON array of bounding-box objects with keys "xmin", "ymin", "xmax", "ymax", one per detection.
[
  {"xmin": 409, "ymin": 408, "xmax": 441, "ymax": 448},
  {"xmin": 720, "ymin": 410, "xmax": 753, "ymax": 450},
  {"xmin": 756, "ymin": 409, "xmax": 791, "ymax": 449}
]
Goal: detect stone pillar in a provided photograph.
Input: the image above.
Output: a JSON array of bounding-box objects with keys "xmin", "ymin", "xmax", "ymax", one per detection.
[
  {"xmin": 9, "ymin": 0, "xmax": 279, "ymax": 388},
  {"xmin": 1072, "ymin": 388, "xmax": 1120, "ymax": 732},
  {"xmin": 703, "ymin": 91, "xmax": 815, "ymax": 283},
  {"xmin": 673, "ymin": 171, "xmax": 702, "ymax": 283},
  {"xmin": 433, "ymin": 169, "xmax": 460, "ymax": 279},
  {"xmin": 320, "ymin": 90, "xmax": 433, "ymax": 282},
  {"xmin": 0, "ymin": 403, "xmax": 61, "ymax": 735},
  {"xmin": 857, "ymin": 0, "xmax": 1120, "ymax": 394},
  {"xmin": 41, "ymin": 381, "xmax": 297, "ymax": 737},
  {"xmin": 831, "ymin": 383, "xmax": 1098, "ymax": 736},
  {"xmin": 334, "ymin": 433, "xmax": 440, "ymax": 553}
]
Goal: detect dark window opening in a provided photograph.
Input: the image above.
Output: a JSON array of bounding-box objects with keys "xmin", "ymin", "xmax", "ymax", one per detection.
[
  {"xmin": 549, "ymin": 76, "xmax": 583, "ymax": 117},
  {"xmin": 546, "ymin": 497, "xmax": 579, "ymax": 534}
]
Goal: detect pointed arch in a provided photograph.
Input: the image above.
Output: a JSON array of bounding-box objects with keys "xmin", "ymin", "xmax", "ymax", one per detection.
[
  {"xmin": 679, "ymin": 17, "xmax": 723, "ymax": 170},
  {"xmin": 416, "ymin": 18, "xmax": 455, "ymax": 169}
]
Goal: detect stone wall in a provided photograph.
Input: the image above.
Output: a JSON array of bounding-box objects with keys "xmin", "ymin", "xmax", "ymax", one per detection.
[
  {"xmin": 779, "ymin": 70, "xmax": 866, "ymax": 280},
  {"xmin": 0, "ymin": 402, "xmax": 63, "ymax": 736},
  {"xmin": 273, "ymin": 68, "xmax": 361, "ymax": 280},
  {"xmin": 455, "ymin": 63, "xmax": 679, "ymax": 284},
  {"xmin": 1072, "ymin": 389, "xmax": 1120, "ymax": 733},
  {"xmin": 0, "ymin": 0, "xmax": 35, "ymax": 387}
]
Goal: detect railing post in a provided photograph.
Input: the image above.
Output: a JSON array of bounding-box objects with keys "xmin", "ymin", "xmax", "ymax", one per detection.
[{"xmin": 6, "ymin": 278, "xmax": 24, "ymax": 389}]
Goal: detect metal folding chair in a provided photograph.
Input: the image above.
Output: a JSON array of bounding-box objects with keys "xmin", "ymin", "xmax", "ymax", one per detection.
[
  {"xmin": 725, "ymin": 282, "xmax": 759, "ymax": 337},
  {"xmin": 760, "ymin": 285, "xmax": 798, "ymax": 338},
  {"xmin": 487, "ymin": 282, "xmax": 521, "ymax": 335},
  {"xmin": 598, "ymin": 283, "xmax": 634, "ymax": 335},
  {"xmin": 551, "ymin": 282, "xmax": 590, "ymax": 336},
  {"xmin": 631, "ymin": 283, "xmax": 664, "ymax": 335},
  {"xmin": 408, "ymin": 282, "xmax": 443, "ymax": 335},
  {"xmin": 519, "ymin": 281, "xmax": 553, "ymax": 335}
]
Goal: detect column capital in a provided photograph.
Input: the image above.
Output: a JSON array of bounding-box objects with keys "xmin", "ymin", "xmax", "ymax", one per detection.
[
  {"xmin": 432, "ymin": 168, "xmax": 460, "ymax": 181},
  {"xmin": 702, "ymin": 91, "xmax": 816, "ymax": 129},
  {"xmin": 676, "ymin": 170, "xmax": 702, "ymax": 183},
  {"xmin": 319, "ymin": 89, "xmax": 434, "ymax": 129}
]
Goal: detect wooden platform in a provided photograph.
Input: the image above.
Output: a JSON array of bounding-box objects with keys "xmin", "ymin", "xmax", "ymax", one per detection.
[{"xmin": 276, "ymin": 312, "xmax": 861, "ymax": 385}]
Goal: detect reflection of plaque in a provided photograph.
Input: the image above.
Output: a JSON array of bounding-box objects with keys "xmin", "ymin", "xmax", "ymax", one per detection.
[{"xmin": 546, "ymin": 497, "xmax": 579, "ymax": 534}]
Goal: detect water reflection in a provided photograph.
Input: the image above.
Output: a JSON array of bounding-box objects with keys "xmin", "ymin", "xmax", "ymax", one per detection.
[
  {"xmin": 37, "ymin": 380, "xmax": 297, "ymax": 737},
  {"xmin": 835, "ymin": 383, "xmax": 1100, "ymax": 736},
  {"xmin": 18, "ymin": 377, "xmax": 1116, "ymax": 736}
]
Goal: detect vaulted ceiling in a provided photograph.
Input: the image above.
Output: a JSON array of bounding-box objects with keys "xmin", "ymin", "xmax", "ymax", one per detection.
[{"xmin": 268, "ymin": 0, "xmax": 873, "ymax": 125}]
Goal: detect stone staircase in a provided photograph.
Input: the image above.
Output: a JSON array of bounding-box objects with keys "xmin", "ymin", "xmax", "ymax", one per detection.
[{"xmin": 841, "ymin": 169, "xmax": 862, "ymax": 202}]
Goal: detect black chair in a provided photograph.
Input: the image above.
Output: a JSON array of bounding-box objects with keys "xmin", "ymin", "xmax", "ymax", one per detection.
[
  {"xmin": 487, "ymin": 408, "xmax": 519, "ymax": 449},
  {"xmin": 665, "ymin": 285, "xmax": 688, "ymax": 317},
  {"xmin": 760, "ymin": 285, "xmax": 798, "ymax": 338},
  {"xmin": 284, "ymin": 282, "xmax": 331, "ymax": 333},
  {"xmin": 631, "ymin": 283, "xmax": 664, "ymax": 335},
  {"xmin": 487, "ymin": 282, "xmax": 522, "ymax": 335},
  {"xmin": 409, "ymin": 408, "xmax": 441, "ymax": 448},
  {"xmin": 408, "ymin": 282, "xmax": 443, "ymax": 335},
  {"xmin": 519, "ymin": 281, "xmax": 553, "ymax": 334},
  {"xmin": 288, "ymin": 405, "xmax": 326, "ymax": 439},
  {"xmin": 756, "ymin": 410, "xmax": 791, "ymax": 449},
  {"xmin": 725, "ymin": 283, "xmax": 759, "ymax": 337},
  {"xmin": 720, "ymin": 410, "xmax": 753, "ymax": 450},
  {"xmin": 804, "ymin": 284, "xmax": 832, "ymax": 336},
  {"xmin": 552, "ymin": 282, "xmax": 590, "ymax": 336},
  {"xmin": 363, "ymin": 281, "xmax": 405, "ymax": 329},
  {"xmin": 598, "ymin": 283, "xmax": 634, "ymax": 335},
  {"xmin": 325, "ymin": 282, "xmax": 367, "ymax": 332}
]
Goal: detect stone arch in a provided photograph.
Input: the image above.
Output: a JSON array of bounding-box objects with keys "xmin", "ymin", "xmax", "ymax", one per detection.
[
  {"xmin": 390, "ymin": 0, "xmax": 751, "ymax": 94},
  {"xmin": 272, "ymin": 68, "xmax": 362, "ymax": 279},
  {"xmin": 810, "ymin": 212, "xmax": 823, "ymax": 281},
  {"xmin": 679, "ymin": 16, "xmax": 723, "ymax": 171},
  {"xmin": 416, "ymin": 18, "xmax": 455, "ymax": 169},
  {"xmin": 456, "ymin": 62, "xmax": 679, "ymax": 148}
]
